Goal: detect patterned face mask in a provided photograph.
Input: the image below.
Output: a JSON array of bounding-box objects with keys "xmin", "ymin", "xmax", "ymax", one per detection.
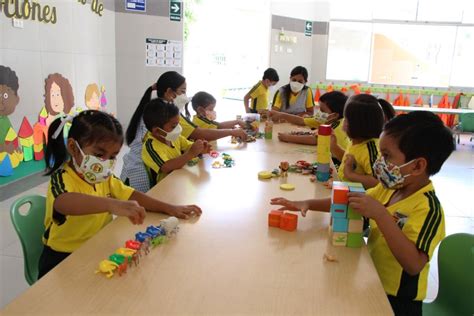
[
  {"xmin": 73, "ymin": 141, "xmax": 116, "ymax": 184},
  {"xmin": 373, "ymin": 156, "xmax": 415, "ymax": 189}
]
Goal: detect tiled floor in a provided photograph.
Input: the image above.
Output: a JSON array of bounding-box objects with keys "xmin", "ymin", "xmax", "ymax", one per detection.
[{"xmin": 0, "ymin": 109, "xmax": 472, "ymax": 309}]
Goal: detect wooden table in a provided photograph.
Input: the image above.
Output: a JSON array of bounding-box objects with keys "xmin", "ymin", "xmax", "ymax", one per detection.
[
  {"xmin": 1, "ymin": 124, "xmax": 393, "ymax": 315},
  {"xmin": 393, "ymin": 106, "xmax": 474, "ymax": 115}
]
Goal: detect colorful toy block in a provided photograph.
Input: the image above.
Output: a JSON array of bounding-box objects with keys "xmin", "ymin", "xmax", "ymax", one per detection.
[
  {"xmin": 348, "ymin": 219, "xmax": 364, "ymax": 233},
  {"xmin": 332, "ymin": 232, "xmax": 347, "ymax": 246},
  {"xmin": 332, "ymin": 185, "xmax": 349, "ymax": 204},
  {"xmin": 332, "ymin": 218, "xmax": 348, "ymax": 232},
  {"xmin": 268, "ymin": 210, "xmax": 284, "ymax": 227},
  {"xmin": 280, "ymin": 213, "xmax": 298, "ymax": 232},
  {"xmin": 347, "ymin": 233, "xmax": 364, "ymax": 248},
  {"xmin": 316, "ymin": 125, "xmax": 332, "ymax": 182},
  {"xmin": 330, "ymin": 203, "xmax": 347, "ymax": 218},
  {"xmin": 329, "ymin": 181, "xmax": 365, "ymax": 248}
]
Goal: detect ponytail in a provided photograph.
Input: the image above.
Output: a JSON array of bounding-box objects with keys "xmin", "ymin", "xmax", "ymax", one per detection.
[
  {"xmin": 125, "ymin": 86, "xmax": 153, "ymax": 145},
  {"xmin": 45, "ymin": 117, "xmax": 69, "ymax": 175}
]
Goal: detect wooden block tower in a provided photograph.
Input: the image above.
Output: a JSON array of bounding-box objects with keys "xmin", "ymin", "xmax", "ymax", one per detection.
[
  {"xmin": 329, "ymin": 181, "xmax": 365, "ymax": 247},
  {"xmin": 316, "ymin": 124, "xmax": 331, "ymax": 182}
]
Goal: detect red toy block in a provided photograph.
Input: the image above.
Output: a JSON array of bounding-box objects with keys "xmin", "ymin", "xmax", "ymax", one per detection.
[
  {"xmin": 332, "ymin": 186, "xmax": 349, "ymax": 204},
  {"xmin": 268, "ymin": 210, "xmax": 283, "ymax": 227},
  {"xmin": 280, "ymin": 213, "xmax": 298, "ymax": 232}
]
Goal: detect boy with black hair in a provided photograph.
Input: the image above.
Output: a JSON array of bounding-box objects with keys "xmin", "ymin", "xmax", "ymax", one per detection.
[
  {"xmin": 244, "ymin": 68, "xmax": 279, "ymax": 113},
  {"xmin": 270, "ymin": 111, "xmax": 455, "ymax": 316}
]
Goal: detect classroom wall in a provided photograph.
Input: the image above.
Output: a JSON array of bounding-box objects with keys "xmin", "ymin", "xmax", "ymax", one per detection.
[
  {"xmin": 115, "ymin": 1, "xmax": 184, "ymax": 126},
  {"xmin": 0, "ymin": 0, "xmax": 117, "ymax": 133}
]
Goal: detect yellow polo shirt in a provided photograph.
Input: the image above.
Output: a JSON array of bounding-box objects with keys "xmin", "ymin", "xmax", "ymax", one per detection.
[
  {"xmin": 272, "ymin": 88, "xmax": 314, "ymax": 111},
  {"xmin": 338, "ymin": 138, "xmax": 379, "ymax": 182},
  {"xmin": 248, "ymin": 81, "xmax": 269, "ymax": 112},
  {"xmin": 192, "ymin": 115, "xmax": 218, "ymax": 129},
  {"xmin": 366, "ymin": 182, "xmax": 445, "ymax": 301},
  {"xmin": 142, "ymin": 132, "xmax": 193, "ymax": 186},
  {"xmin": 43, "ymin": 164, "xmax": 134, "ymax": 253},
  {"xmin": 179, "ymin": 114, "xmax": 197, "ymax": 139}
]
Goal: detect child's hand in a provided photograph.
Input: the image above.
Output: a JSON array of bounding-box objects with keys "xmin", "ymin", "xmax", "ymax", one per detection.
[
  {"xmin": 231, "ymin": 128, "xmax": 247, "ymax": 140},
  {"xmin": 348, "ymin": 193, "xmax": 387, "ymax": 220},
  {"xmin": 201, "ymin": 140, "xmax": 212, "ymax": 154},
  {"xmin": 167, "ymin": 204, "xmax": 202, "ymax": 219},
  {"xmin": 270, "ymin": 197, "xmax": 309, "ymax": 217},
  {"xmin": 236, "ymin": 120, "xmax": 246, "ymax": 128},
  {"xmin": 189, "ymin": 140, "xmax": 205, "ymax": 157},
  {"xmin": 343, "ymin": 154, "xmax": 356, "ymax": 178},
  {"xmin": 111, "ymin": 200, "xmax": 146, "ymax": 225},
  {"xmin": 268, "ymin": 110, "xmax": 281, "ymax": 121},
  {"xmin": 277, "ymin": 132, "xmax": 291, "ymax": 142}
]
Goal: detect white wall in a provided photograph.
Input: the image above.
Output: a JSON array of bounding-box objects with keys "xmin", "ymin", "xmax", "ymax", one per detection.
[
  {"xmin": 270, "ymin": 0, "xmax": 330, "ymax": 22},
  {"xmin": 0, "ymin": 1, "xmax": 116, "ymax": 132},
  {"xmin": 115, "ymin": 13, "xmax": 183, "ymax": 126}
]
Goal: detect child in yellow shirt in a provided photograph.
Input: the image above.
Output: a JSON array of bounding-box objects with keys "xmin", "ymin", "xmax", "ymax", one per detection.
[
  {"xmin": 142, "ymin": 99, "xmax": 209, "ymax": 186},
  {"xmin": 244, "ymin": 68, "xmax": 279, "ymax": 113},
  {"xmin": 270, "ymin": 111, "xmax": 455, "ymax": 315}
]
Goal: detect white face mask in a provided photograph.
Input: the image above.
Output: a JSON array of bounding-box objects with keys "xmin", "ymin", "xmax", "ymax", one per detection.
[
  {"xmin": 173, "ymin": 93, "xmax": 189, "ymax": 111},
  {"xmin": 160, "ymin": 124, "xmax": 182, "ymax": 142},
  {"xmin": 290, "ymin": 81, "xmax": 304, "ymax": 93},
  {"xmin": 72, "ymin": 141, "xmax": 116, "ymax": 184},
  {"xmin": 205, "ymin": 110, "xmax": 217, "ymax": 121}
]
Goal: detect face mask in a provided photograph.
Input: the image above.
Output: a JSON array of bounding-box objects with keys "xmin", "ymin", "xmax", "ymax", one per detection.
[
  {"xmin": 205, "ymin": 110, "xmax": 216, "ymax": 121},
  {"xmin": 314, "ymin": 110, "xmax": 329, "ymax": 123},
  {"xmin": 160, "ymin": 124, "xmax": 182, "ymax": 142},
  {"xmin": 373, "ymin": 156, "xmax": 415, "ymax": 189},
  {"xmin": 72, "ymin": 141, "xmax": 116, "ymax": 184},
  {"xmin": 173, "ymin": 93, "xmax": 189, "ymax": 111},
  {"xmin": 290, "ymin": 81, "xmax": 304, "ymax": 93}
]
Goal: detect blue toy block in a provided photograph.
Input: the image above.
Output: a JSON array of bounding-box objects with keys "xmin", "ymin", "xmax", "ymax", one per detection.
[
  {"xmin": 332, "ymin": 217, "xmax": 348, "ymax": 232},
  {"xmin": 316, "ymin": 171, "xmax": 330, "ymax": 182},
  {"xmin": 0, "ymin": 155, "xmax": 14, "ymax": 177},
  {"xmin": 330, "ymin": 203, "xmax": 347, "ymax": 218},
  {"xmin": 135, "ymin": 232, "xmax": 152, "ymax": 242},
  {"xmin": 349, "ymin": 186, "xmax": 365, "ymax": 193}
]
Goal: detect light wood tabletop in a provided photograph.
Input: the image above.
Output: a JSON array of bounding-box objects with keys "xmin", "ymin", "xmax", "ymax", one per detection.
[{"xmin": 1, "ymin": 124, "xmax": 393, "ymax": 315}]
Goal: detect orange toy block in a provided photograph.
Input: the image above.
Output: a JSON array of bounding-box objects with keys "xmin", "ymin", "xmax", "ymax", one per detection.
[
  {"xmin": 280, "ymin": 213, "xmax": 298, "ymax": 232},
  {"xmin": 268, "ymin": 210, "xmax": 284, "ymax": 227},
  {"xmin": 332, "ymin": 186, "xmax": 349, "ymax": 204}
]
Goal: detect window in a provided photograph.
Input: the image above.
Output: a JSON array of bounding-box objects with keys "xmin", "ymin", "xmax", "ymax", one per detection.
[
  {"xmin": 326, "ymin": 22, "xmax": 372, "ymax": 82},
  {"xmin": 450, "ymin": 27, "xmax": 474, "ymax": 87}
]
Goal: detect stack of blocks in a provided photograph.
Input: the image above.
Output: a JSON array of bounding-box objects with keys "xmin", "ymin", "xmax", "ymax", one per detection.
[
  {"xmin": 268, "ymin": 210, "xmax": 298, "ymax": 232},
  {"xmin": 316, "ymin": 125, "xmax": 332, "ymax": 182},
  {"xmin": 330, "ymin": 181, "xmax": 366, "ymax": 247}
]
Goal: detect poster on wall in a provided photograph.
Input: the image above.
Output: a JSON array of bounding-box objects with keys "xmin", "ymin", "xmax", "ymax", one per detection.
[
  {"xmin": 145, "ymin": 38, "xmax": 182, "ymax": 68},
  {"xmin": 125, "ymin": 0, "xmax": 146, "ymax": 12}
]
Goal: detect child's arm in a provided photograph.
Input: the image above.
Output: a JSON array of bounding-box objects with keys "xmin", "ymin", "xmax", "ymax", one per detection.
[
  {"xmin": 217, "ymin": 119, "xmax": 245, "ymax": 129},
  {"xmin": 243, "ymin": 93, "xmax": 252, "ymax": 113},
  {"xmin": 348, "ymin": 193, "xmax": 429, "ymax": 275},
  {"xmin": 160, "ymin": 140, "xmax": 206, "ymax": 174},
  {"xmin": 54, "ymin": 193, "xmax": 146, "ymax": 224},
  {"xmin": 270, "ymin": 197, "xmax": 331, "ymax": 217},
  {"xmin": 129, "ymin": 191, "xmax": 202, "ymax": 219},
  {"xmin": 343, "ymin": 154, "xmax": 379, "ymax": 189},
  {"xmin": 189, "ymin": 127, "xmax": 247, "ymax": 141},
  {"xmin": 278, "ymin": 133, "xmax": 316, "ymax": 145},
  {"xmin": 330, "ymin": 134, "xmax": 345, "ymax": 161},
  {"xmin": 268, "ymin": 110, "xmax": 305, "ymax": 126}
]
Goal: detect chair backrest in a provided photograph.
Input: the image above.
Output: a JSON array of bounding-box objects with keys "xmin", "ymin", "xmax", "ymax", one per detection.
[
  {"xmin": 433, "ymin": 233, "xmax": 474, "ymax": 315},
  {"xmin": 10, "ymin": 195, "xmax": 46, "ymax": 285},
  {"xmin": 459, "ymin": 113, "xmax": 474, "ymax": 132}
]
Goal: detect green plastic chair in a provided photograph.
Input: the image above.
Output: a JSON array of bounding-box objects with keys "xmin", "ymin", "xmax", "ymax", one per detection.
[
  {"xmin": 10, "ymin": 195, "xmax": 46, "ymax": 285},
  {"xmin": 423, "ymin": 233, "xmax": 474, "ymax": 316},
  {"xmin": 454, "ymin": 113, "xmax": 474, "ymax": 144}
]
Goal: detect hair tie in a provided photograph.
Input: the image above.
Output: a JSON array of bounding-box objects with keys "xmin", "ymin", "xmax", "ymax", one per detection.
[{"xmin": 51, "ymin": 114, "xmax": 75, "ymax": 140}]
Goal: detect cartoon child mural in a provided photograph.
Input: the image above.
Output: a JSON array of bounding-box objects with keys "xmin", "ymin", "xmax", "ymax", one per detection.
[
  {"xmin": 43, "ymin": 73, "xmax": 75, "ymax": 126},
  {"xmin": 0, "ymin": 65, "xmax": 23, "ymax": 168},
  {"xmin": 85, "ymin": 83, "xmax": 100, "ymax": 110}
]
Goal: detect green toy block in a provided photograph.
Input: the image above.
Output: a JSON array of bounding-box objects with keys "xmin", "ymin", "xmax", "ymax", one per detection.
[
  {"xmin": 347, "ymin": 205, "xmax": 362, "ymax": 220},
  {"xmin": 332, "ymin": 232, "xmax": 347, "ymax": 247},
  {"xmin": 347, "ymin": 232, "xmax": 364, "ymax": 248},
  {"xmin": 23, "ymin": 146, "xmax": 33, "ymax": 162}
]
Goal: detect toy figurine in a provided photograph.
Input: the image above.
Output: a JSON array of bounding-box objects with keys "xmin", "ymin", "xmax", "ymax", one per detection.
[
  {"xmin": 279, "ymin": 161, "xmax": 289, "ymax": 177},
  {"xmin": 95, "ymin": 260, "xmax": 119, "ymax": 278},
  {"xmin": 159, "ymin": 216, "xmax": 179, "ymax": 237}
]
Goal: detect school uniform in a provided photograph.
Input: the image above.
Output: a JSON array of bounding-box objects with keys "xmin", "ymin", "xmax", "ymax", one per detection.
[
  {"xmin": 248, "ymin": 81, "xmax": 269, "ymax": 113},
  {"xmin": 338, "ymin": 138, "xmax": 379, "ymax": 182},
  {"xmin": 192, "ymin": 115, "xmax": 218, "ymax": 129},
  {"xmin": 272, "ymin": 86, "xmax": 314, "ymax": 114},
  {"xmin": 179, "ymin": 113, "xmax": 198, "ymax": 139}
]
